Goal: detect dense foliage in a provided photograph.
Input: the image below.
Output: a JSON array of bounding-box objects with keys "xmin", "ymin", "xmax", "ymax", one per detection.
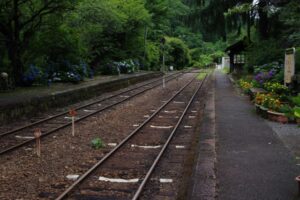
[{"xmin": 0, "ymin": 0, "xmax": 299, "ymax": 87}]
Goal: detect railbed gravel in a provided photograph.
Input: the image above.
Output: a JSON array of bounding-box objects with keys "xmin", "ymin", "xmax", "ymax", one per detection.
[{"xmin": 0, "ymin": 73, "xmax": 196, "ymax": 200}]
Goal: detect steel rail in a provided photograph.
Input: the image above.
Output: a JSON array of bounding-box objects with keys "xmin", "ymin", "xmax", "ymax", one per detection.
[
  {"xmin": 54, "ymin": 74, "xmax": 198, "ymax": 200},
  {"xmin": 0, "ymin": 71, "xmax": 187, "ymax": 156},
  {"xmin": 0, "ymin": 71, "xmax": 182, "ymax": 138},
  {"xmin": 132, "ymin": 74, "xmax": 207, "ymax": 200}
]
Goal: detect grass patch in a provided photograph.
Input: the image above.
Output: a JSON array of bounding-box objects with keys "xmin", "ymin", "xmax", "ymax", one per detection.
[
  {"xmin": 91, "ymin": 138, "xmax": 105, "ymax": 149},
  {"xmin": 216, "ymin": 67, "xmax": 229, "ymax": 74},
  {"xmin": 197, "ymin": 73, "xmax": 207, "ymax": 80}
]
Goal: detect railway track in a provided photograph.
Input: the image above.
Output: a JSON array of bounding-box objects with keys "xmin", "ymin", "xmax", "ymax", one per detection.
[
  {"xmin": 0, "ymin": 71, "xmax": 186, "ymax": 156},
  {"xmin": 54, "ymin": 73, "xmax": 207, "ymax": 200}
]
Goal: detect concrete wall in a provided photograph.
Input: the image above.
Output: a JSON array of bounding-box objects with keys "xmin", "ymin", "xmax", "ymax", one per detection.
[{"xmin": 0, "ymin": 72, "xmax": 162, "ymax": 124}]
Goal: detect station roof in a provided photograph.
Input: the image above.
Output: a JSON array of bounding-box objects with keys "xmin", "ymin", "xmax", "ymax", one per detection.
[{"xmin": 225, "ymin": 37, "xmax": 250, "ymax": 55}]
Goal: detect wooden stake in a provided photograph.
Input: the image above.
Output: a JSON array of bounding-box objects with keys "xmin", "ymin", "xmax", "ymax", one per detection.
[
  {"xmin": 34, "ymin": 128, "xmax": 41, "ymax": 157},
  {"xmin": 69, "ymin": 109, "xmax": 77, "ymax": 137},
  {"xmin": 72, "ymin": 116, "xmax": 75, "ymax": 136}
]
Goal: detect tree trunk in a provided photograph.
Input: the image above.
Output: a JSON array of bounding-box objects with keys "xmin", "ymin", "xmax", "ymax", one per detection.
[
  {"xmin": 247, "ymin": 11, "xmax": 251, "ymax": 42},
  {"xmin": 9, "ymin": 0, "xmax": 24, "ymax": 86},
  {"xmin": 8, "ymin": 42, "xmax": 24, "ymax": 86},
  {"xmin": 258, "ymin": 0, "xmax": 269, "ymax": 39}
]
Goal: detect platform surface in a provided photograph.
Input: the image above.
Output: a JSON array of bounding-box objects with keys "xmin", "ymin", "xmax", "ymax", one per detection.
[
  {"xmin": 215, "ymin": 71, "xmax": 299, "ymax": 200},
  {"xmin": 0, "ymin": 72, "xmax": 151, "ymax": 106}
]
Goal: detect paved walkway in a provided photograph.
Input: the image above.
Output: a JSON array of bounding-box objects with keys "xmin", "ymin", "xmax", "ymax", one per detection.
[{"xmin": 215, "ymin": 71, "xmax": 300, "ymax": 200}]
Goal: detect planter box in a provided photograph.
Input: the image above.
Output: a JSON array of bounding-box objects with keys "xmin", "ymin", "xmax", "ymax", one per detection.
[
  {"xmin": 267, "ymin": 110, "xmax": 289, "ymax": 124},
  {"xmin": 255, "ymin": 104, "xmax": 268, "ymax": 119}
]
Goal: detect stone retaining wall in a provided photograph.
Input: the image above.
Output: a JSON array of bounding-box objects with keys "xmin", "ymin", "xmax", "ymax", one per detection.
[{"xmin": 0, "ymin": 72, "xmax": 162, "ymax": 125}]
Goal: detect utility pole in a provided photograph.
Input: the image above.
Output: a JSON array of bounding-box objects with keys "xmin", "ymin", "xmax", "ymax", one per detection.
[
  {"xmin": 161, "ymin": 38, "xmax": 166, "ymax": 88},
  {"xmin": 143, "ymin": 25, "xmax": 148, "ymax": 70}
]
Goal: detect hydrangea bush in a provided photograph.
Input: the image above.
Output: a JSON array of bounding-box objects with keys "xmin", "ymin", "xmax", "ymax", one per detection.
[{"xmin": 22, "ymin": 60, "xmax": 94, "ymax": 86}]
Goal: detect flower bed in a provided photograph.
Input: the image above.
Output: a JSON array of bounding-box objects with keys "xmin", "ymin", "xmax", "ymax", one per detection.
[{"xmin": 237, "ymin": 62, "xmax": 300, "ymax": 124}]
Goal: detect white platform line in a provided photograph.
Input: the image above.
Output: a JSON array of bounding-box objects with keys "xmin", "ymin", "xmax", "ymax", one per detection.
[
  {"xmin": 150, "ymin": 125, "xmax": 173, "ymax": 129},
  {"xmin": 164, "ymin": 110, "xmax": 177, "ymax": 114},
  {"xmin": 173, "ymin": 101, "xmax": 185, "ymax": 104},
  {"xmin": 99, "ymin": 176, "xmax": 139, "ymax": 183},
  {"xmin": 107, "ymin": 143, "xmax": 117, "ymax": 147},
  {"xmin": 131, "ymin": 144, "xmax": 162, "ymax": 149},
  {"xmin": 83, "ymin": 109, "xmax": 95, "ymax": 112},
  {"xmin": 160, "ymin": 178, "xmax": 173, "ymax": 183},
  {"xmin": 15, "ymin": 135, "xmax": 35, "ymax": 139}
]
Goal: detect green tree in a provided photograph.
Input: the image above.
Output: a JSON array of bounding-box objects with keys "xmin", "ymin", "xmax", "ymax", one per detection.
[
  {"xmin": 69, "ymin": 0, "xmax": 150, "ymax": 68},
  {"xmin": 0, "ymin": 0, "xmax": 74, "ymax": 85},
  {"xmin": 165, "ymin": 37, "xmax": 191, "ymax": 70}
]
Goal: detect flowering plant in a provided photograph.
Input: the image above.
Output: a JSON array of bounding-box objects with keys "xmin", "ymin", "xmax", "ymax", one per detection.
[
  {"xmin": 254, "ymin": 69, "xmax": 277, "ymax": 85},
  {"xmin": 255, "ymin": 93, "xmax": 282, "ymax": 111},
  {"xmin": 22, "ymin": 65, "xmax": 43, "ymax": 86},
  {"xmin": 253, "ymin": 62, "xmax": 282, "ymax": 74},
  {"xmin": 263, "ymin": 82, "xmax": 290, "ymax": 95},
  {"xmin": 238, "ymin": 79, "xmax": 253, "ymax": 94}
]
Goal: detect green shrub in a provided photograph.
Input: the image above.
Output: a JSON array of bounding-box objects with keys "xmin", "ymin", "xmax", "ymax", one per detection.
[
  {"xmin": 145, "ymin": 42, "xmax": 160, "ymax": 70},
  {"xmin": 291, "ymin": 94, "xmax": 300, "ymax": 107},
  {"xmin": 245, "ymin": 39, "xmax": 284, "ymax": 72},
  {"xmin": 165, "ymin": 37, "xmax": 191, "ymax": 70},
  {"xmin": 294, "ymin": 107, "xmax": 300, "ymax": 118}
]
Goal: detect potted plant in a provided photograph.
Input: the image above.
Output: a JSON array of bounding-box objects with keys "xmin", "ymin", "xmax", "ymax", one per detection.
[{"xmin": 255, "ymin": 93, "xmax": 269, "ymax": 118}]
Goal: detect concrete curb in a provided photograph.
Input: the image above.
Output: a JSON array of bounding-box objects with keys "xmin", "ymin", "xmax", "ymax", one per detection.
[{"xmin": 188, "ymin": 72, "xmax": 217, "ymax": 200}]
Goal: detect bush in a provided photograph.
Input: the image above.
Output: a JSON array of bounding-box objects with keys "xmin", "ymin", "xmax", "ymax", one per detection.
[
  {"xmin": 144, "ymin": 42, "xmax": 160, "ymax": 70},
  {"xmin": 263, "ymin": 82, "xmax": 290, "ymax": 95},
  {"xmin": 165, "ymin": 37, "xmax": 191, "ymax": 70},
  {"xmin": 100, "ymin": 63, "xmax": 120, "ymax": 75},
  {"xmin": 238, "ymin": 79, "xmax": 253, "ymax": 94},
  {"xmin": 290, "ymin": 94, "xmax": 300, "ymax": 107},
  {"xmin": 253, "ymin": 62, "xmax": 284, "ymax": 84},
  {"xmin": 116, "ymin": 60, "xmax": 136, "ymax": 74},
  {"xmin": 245, "ymin": 39, "xmax": 284, "ymax": 72},
  {"xmin": 22, "ymin": 65, "xmax": 44, "ymax": 86}
]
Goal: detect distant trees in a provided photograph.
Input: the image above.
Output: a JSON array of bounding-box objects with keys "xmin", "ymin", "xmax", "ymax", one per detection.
[
  {"xmin": 4, "ymin": 0, "xmax": 297, "ymax": 86},
  {"xmin": 185, "ymin": 0, "xmax": 300, "ymax": 69}
]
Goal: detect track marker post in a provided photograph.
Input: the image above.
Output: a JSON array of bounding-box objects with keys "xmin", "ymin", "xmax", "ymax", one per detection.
[
  {"xmin": 34, "ymin": 128, "xmax": 41, "ymax": 157},
  {"xmin": 69, "ymin": 109, "xmax": 77, "ymax": 137}
]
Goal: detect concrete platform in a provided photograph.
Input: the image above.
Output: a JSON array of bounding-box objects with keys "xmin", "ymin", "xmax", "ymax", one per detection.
[
  {"xmin": 189, "ymin": 70, "xmax": 300, "ymax": 200},
  {"xmin": 0, "ymin": 71, "xmax": 162, "ymax": 124}
]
